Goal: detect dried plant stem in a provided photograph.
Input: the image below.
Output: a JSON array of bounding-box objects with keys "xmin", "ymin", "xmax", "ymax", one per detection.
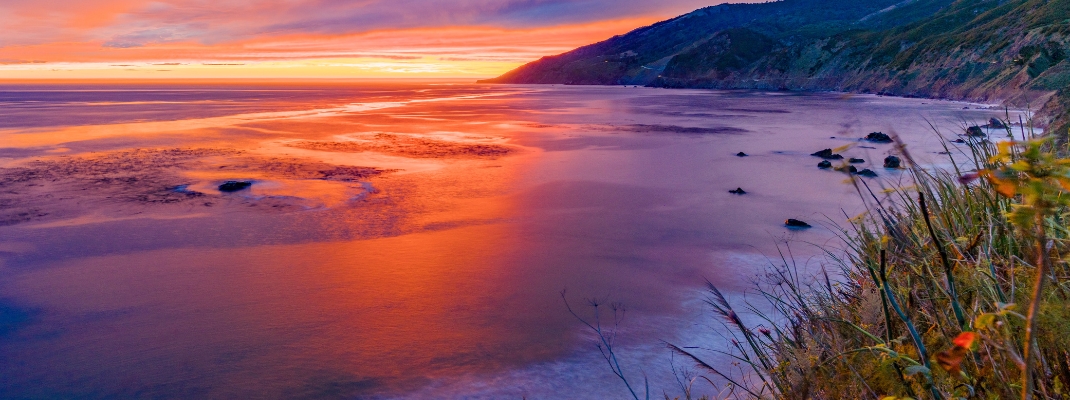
[
  {"xmin": 879, "ymin": 250, "xmax": 943, "ymax": 400},
  {"xmin": 919, "ymin": 193, "xmax": 967, "ymax": 329},
  {"xmin": 562, "ymin": 291, "xmax": 648, "ymax": 400},
  {"xmin": 1021, "ymin": 212, "xmax": 1050, "ymax": 400}
]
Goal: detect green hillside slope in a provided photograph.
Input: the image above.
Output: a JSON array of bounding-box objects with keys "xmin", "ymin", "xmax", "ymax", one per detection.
[{"xmin": 483, "ymin": 0, "xmax": 1070, "ymax": 129}]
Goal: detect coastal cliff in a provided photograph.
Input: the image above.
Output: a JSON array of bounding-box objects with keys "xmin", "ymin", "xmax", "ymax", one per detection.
[{"xmin": 481, "ymin": 0, "xmax": 1070, "ymax": 130}]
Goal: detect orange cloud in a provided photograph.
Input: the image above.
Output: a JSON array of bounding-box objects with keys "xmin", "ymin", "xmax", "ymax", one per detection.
[
  {"xmin": 0, "ymin": 0, "xmax": 750, "ymax": 79},
  {"xmin": 0, "ymin": 17, "xmax": 662, "ymax": 79}
]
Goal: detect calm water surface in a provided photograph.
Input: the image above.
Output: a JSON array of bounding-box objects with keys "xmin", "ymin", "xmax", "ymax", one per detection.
[{"xmin": 0, "ymin": 81, "xmax": 1015, "ymax": 398}]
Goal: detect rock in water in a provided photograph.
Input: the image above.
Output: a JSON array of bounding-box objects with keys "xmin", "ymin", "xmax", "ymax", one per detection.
[
  {"xmin": 818, "ymin": 160, "xmax": 833, "ymax": 169},
  {"xmin": 219, "ymin": 181, "xmax": 253, "ymax": 192},
  {"xmin": 849, "ymin": 158, "xmax": 865, "ymax": 164},
  {"xmin": 835, "ymin": 165, "xmax": 858, "ymax": 174},
  {"xmin": 785, "ymin": 219, "xmax": 812, "ymax": 228},
  {"xmin": 736, "ymin": 152, "xmax": 749, "ymax": 157},
  {"xmin": 811, "ymin": 149, "xmax": 844, "ymax": 159},
  {"xmin": 988, "ymin": 118, "xmax": 1007, "ymax": 129},
  {"xmin": 729, "ymin": 188, "xmax": 747, "ymax": 195},
  {"xmin": 884, "ymin": 156, "xmax": 902, "ymax": 169},
  {"xmin": 951, "ymin": 138, "xmax": 966, "ymax": 144},
  {"xmin": 865, "ymin": 132, "xmax": 893, "ymax": 143},
  {"xmin": 966, "ymin": 126, "xmax": 986, "ymax": 137},
  {"xmin": 857, "ymin": 169, "xmax": 878, "ymax": 178}
]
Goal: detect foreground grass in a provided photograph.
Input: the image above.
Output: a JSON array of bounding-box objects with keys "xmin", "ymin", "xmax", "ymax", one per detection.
[{"xmin": 662, "ymin": 125, "xmax": 1070, "ymax": 399}]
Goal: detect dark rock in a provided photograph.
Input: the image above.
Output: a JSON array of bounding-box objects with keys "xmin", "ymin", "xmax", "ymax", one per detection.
[
  {"xmin": 818, "ymin": 160, "xmax": 833, "ymax": 169},
  {"xmin": 988, "ymin": 118, "xmax": 1007, "ymax": 129},
  {"xmin": 865, "ymin": 132, "xmax": 893, "ymax": 143},
  {"xmin": 966, "ymin": 126, "xmax": 986, "ymax": 137},
  {"xmin": 219, "ymin": 181, "xmax": 253, "ymax": 192},
  {"xmin": 785, "ymin": 219, "xmax": 812, "ymax": 228},
  {"xmin": 835, "ymin": 165, "xmax": 858, "ymax": 174},
  {"xmin": 952, "ymin": 138, "xmax": 966, "ymax": 144},
  {"xmin": 884, "ymin": 156, "xmax": 901, "ymax": 169},
  {"xmin": 857, "ymin": 169, "xmax": 878, "ymax": 178},
  {"xmin": 736, "ymin": 152, "xmax": 749, "ymax": 157},
  {"xmin": 849, "ymin": 158, "xmax": 865, "ymax": 164},
  {"xmin": 729, "ymin": 188, "xmax": 747, "ymax": 195},
  {"xmin": 811, "ymin": 149, "xmax": 844, "ymax": 159}
]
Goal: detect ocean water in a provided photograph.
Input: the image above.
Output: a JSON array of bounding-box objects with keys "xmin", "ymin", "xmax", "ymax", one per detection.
[{"xmin": 0, "ymin": 81, "xmax": 1018, "ymax": 399}]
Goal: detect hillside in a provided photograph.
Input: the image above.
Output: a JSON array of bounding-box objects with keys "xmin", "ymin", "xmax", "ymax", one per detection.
[{"xmin": 481, "ymin": 0, "xmax": 1070, "ymax": 130}]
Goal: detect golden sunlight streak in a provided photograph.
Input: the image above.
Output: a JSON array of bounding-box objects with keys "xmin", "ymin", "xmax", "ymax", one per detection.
[{"xmin": 0, "ymin": 18, "xmax": 660, "ymax": 79}]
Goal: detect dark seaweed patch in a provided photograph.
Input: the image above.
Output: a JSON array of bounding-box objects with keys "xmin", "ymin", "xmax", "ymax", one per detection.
[
  {"xmin": 621, "ymin": 124, "xmax": 749, "ymax": 134},
  {"xmin": 288, "ymin": 133, "xmax": 514, "ymax": 159},
  {"xmin": 0, "ymin": 148, "xmax": 390, "ymax": 226}
]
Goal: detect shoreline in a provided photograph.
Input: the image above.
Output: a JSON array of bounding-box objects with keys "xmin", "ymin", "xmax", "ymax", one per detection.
[
  {"xmin": 0, "ymin": 84, "xmax": 1027, "ymax": 398},
  {"xmin": 484, "ymin": 81, "xmax": 1048, "ymax": 122}
]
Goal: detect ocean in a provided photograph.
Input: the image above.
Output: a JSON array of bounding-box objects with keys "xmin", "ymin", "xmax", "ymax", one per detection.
[{"xmin": 0, "ymin": 81, "xmax": 1015, "ymax": 398}]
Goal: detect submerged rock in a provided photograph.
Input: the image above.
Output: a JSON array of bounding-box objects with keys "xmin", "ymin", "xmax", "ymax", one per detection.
[
  {"xmin": 865, "ymin": 132, "xmax": 893, "ymax": 143},
  {"xmin": 818, "ymin": 160, "xmax": 833, "ymax": 169},
  {"xmin": 884, "ymin": 156, "xmax": 902, "ymax": 169},
  {"xmin": 857, "ymin": 169, "xmax": 878, "ymax": 178},
  {"xmin": 729, "ymin": 188, "xmax": 747, "ymax": 195},
  {"xmin": 785, "ymin": 219, "xmax": 812, "ymax": 228},
  {"xmin": 219, "ymin": 181, "xmax": 253, "ymax": 192},
  {"xmin": 811, "ymin": 149, "xmax": 844, "ymax": 160},
  {"xmin": 951, "ymin": 138, "xmax": 966, "ymax": 144},
  {"xmin": 171, "ymin": 185, "xmax": 205, "ymax": 197},
  {"xmin": 849, "ymin": 158, "xmax": 865, "ymax": 164},
  {"xmin": 966, "ymin": 126, "xmax": 986, "ymax": 137},
  {"xmin": 736, "ymin": 152, "xmax": 749, "ymax": 157}
]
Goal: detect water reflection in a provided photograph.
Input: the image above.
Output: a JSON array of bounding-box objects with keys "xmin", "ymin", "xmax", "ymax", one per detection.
[{"xmin": 0, "ymin": 82, "xmax": 1018, "ymax": 398}]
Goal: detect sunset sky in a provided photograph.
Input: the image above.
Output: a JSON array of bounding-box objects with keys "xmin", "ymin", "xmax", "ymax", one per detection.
[{"xmin": 0, "ymin": 0, "xmax": 741, "ymax": 79}]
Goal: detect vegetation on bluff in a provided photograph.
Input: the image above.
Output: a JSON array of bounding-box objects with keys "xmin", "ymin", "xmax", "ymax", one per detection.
[
  {"xmin": 567, "ymin": 117, "xmax": 1070, "ymax": 399},
  {"xmin": 521, "ymin": 2, "xmax": 1070, "ymax": 397},
  {"xmin": 485, "ymin": 0, "xmax": 1070, "ymax": 130},
  {"xmin": 682, "ymin": 127, "xmax": 1070, "ymax": 399}
]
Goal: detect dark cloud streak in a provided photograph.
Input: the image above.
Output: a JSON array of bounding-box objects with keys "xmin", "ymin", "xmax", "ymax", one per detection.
[{"xmin": 108, "ymin": 0, "xmax": 728, "ymax": 44}]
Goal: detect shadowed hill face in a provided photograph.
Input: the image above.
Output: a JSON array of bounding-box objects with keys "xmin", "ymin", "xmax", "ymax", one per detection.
[
  {"xmin": 660, "ymin": 28, "xmax": 779, "ymax": 82},
  {"xmin": 480, "ymin": 0, "xmax": 946, "ymax": 85},
  {"xmin": 484, "ymin": 0, "xmax": 1070, "ymax": 128}
]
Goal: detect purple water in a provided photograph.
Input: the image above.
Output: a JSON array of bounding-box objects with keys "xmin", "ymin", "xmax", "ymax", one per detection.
[{"xmin": 0, "ymin": 81, "xmax": 1017, "ymax": 398}]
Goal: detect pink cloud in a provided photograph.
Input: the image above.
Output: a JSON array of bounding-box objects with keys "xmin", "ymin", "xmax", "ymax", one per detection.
[{"xmin": 0, "ymin": 0, "xmax": 750, "ymax": 77}]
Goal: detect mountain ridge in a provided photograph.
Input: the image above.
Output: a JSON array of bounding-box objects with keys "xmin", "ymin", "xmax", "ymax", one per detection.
[{"xmin": 481, "ymin": 0, "xmax": 1070, "ymax": 130}]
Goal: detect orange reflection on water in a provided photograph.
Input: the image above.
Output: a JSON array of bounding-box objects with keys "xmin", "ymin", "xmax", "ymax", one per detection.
[
  {"xmin": 5, "ymin": 222, "xmax": 561, "ymax": 397},
  {"xmin": 1, "ymin": 128, "xmax": 552, "ymax": 398},
  {"xmin": 0, "ymin": 81, "xmax": 1031, "ymax": 399}
]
